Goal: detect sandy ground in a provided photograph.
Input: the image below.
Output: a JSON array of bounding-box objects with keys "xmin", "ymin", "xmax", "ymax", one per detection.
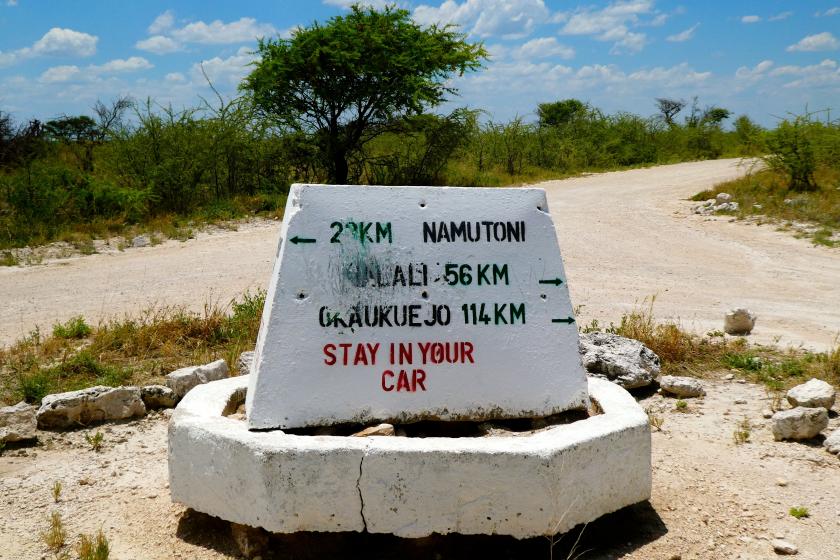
[
  {"xmin": 2, "ymin": 376, "xmax": 839, "ymax": 559},
  {"xmin": 2, "ymin": 158, "xmax": 838, "ymax": 351}
]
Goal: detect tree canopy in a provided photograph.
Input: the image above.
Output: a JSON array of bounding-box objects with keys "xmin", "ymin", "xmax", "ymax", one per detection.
[
  {"xmin": 537, "ymin": 99, "xmax": 586, "ymax": 128},
  {"xmin": 241, "ymin": 4, "xmax": 487, "ymax": 183}
]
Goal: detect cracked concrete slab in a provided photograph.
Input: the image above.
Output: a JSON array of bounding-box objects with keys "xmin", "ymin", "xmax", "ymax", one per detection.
[{"xmin": 169, "ymin": 375, "xmax": 650, "ymax": 538}]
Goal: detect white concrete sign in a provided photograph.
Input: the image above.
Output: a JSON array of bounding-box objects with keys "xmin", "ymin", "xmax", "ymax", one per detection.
[{"xmin": 246, "ymin": 184, "xmax": 588, "ymax": 430}]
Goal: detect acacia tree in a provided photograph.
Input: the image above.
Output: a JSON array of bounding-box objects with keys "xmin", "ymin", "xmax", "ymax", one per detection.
[
  {"xmin": 241, "ymin": 4, "xmax": 486, "ymax": 184},
  {"xmin": 655, "ymin": 97, "xmax": 685, "ymax": 126}
]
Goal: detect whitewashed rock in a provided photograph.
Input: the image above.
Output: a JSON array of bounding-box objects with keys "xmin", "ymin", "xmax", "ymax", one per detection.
[
  {"xmin": 140, "ymin": 385, "xmax": 178, "ymax": 409},
  {"xmin": 824, "ymin": 429, "xmax": 840, "ymax": 455},
  {"xmin": 166, "ymin": 359, "xmax": 229, "ymax": 398},
  {"xmin": 771, "ymin": 407, "xmax": 828, "ymax": 441},
  {"xmin": 247, "ymin": 185, "xmax": 588, "ymax": 430},
  {"xmin": 351, "ymin": 423, "xmax": 395, "ymax": 437},
  {"xmin": 659, "ymin": 376, "xmax": 705, "ymax": 398},
  {"xmin": 578, "ymin": 332, "xmax": 660, "ymax": 389},
  {"xmin": 716, "ymin": 192, "xmax": 732, "ymax": 204},
  {"xmin": 131, "ymin": 235, "xmax": 150, "ymax": 248},
  {"xmin": 786, "ymin": 378, "xmax": 835, "ymax": 410},
  {"xmin": 237, "ymin": 351, "xmax": 255, "ymax": 376},
  {"xmin": 0, "ymin": 401, "xmax": 37, "ymax": 442},
  {"xmin": 724, "ymin": 308, "xmax": 756, "ymax": 335},
  {"xmin": 37, "ymin": 386, "xmax": 146, "ymax": 429},
  {"xmin": 771, "ymin": 539, "xmax": 798, "ymax": 555}
]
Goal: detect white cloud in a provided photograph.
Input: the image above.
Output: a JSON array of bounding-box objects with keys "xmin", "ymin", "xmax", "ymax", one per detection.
[
  {"xmin": 165, "ymin": 72, "xmax": 186, "ymax": 83},
  {"xmin": 513, "ymin": 37, "xmax": 574, "ymax": 60},
  {"xmin": 38, "ymin": 57, "xmax": 153, "ymax": 83},
  {"xmin": 171, "ymin": 17, "xmax": 277, "ymax": 44},
  {"xmin": 649, "ymin": 13, "xmax": 668, "ymax": 27},
  {"xmin": 815, "ymin": 7, "xmax": 840, "ymax": 17},
  {"xmin": 770, "ymin": 59, "xmax": 840, "ymax": 88},
  {"xmin": 735, "ymin": 59, "xmax": 774, "ymax": 80},
  {"xmin": 148, "ymin": 10, "xmax": 175, "ymax": 34},
  {"xmin": 31, "ymin": 27, "xmax": 98, "ymax": 57},
  {"xmin": 6, "ymin": 0, "xmax": 18, "ymax": 6},
  {"xmin": 39, "ymin": 65, "xmax": 81, "ymax": 83},
  {"xmin": 0, "ymin": 27, "xmax": 98, "ymax": 67},
  {"xmin": 768, "ymin": 11, "xmax": 793, "ymax": 21},
  {"xmin": 786, "ymin": 32, "xmax": 840, "ymax": 52},
  {"xmin": 95, "ymin": 57, "xmax": 153, "ymax": 72},
  {"xmin": 459, "ymin": 57, "xmax": 710, "ymax": 102},
  {"xmin": 666, "ymin": 23, "xmax": 698, "ymax": 43},
  {"xmin": 136, "ymin": 13, "xmax": 279, "ymax": 56},
  {"xmin": 324, "ymin": 0, "xmax": 406, "ymax": 8},
  {"xmin": 741, "ymin": 15, "xmax": 760, "ymax": 23},
  {"xmin": 191, "ymin": 46, "xmax": 256, "ymax": 87},
  {"xmin": 135, "ymin": 35, "xmax": 181, "ymax": 54},
  {"xmin": 413, "ymin": 0, "xmax": 550, "ymax": 39},
  {"xmin": 559, "ymin": 0, "xmax": 654, "ymax": 54}
]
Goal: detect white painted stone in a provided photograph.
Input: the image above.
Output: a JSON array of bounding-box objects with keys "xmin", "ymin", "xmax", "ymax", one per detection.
[
  {"xmin": 37, "ymin": 386, "xmax": 145, "ymax": 429},
  {"xmin": 166, "ymin": 359, "xmax": 229, "ymax": 398},
  {"xmin": 0, "ymin": 401, "xmax": 37, "ymax": 442},
  {"xmin": 247, "ymin": 185, "xmax": 588, "ymax": 429},
  {"xmin": 169, "ymin": 376, "xmax": 651, "ymax": 538},
  {"xmin": 786, "ymin": 378, "xmax": 835, "ymax": 410}
]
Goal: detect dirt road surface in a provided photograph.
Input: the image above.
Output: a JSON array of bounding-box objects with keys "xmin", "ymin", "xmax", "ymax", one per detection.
[
  {"xmin": 2, "ymin": 158, "xmax": 838, "ymax": 349},
  {"xmin": 3, "ymin": 376, "xmax": 839, "ymax": 559}
]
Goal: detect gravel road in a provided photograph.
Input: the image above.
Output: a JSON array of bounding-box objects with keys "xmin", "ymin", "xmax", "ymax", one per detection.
[{"xmin": 2, "ymin": 158, "xmax": 838, "ymax": 349}]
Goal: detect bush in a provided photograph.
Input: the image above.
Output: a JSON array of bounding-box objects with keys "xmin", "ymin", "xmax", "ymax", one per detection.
[{"xmin": 52, "ymin": 316, "xmax": 92, "ymax": 339}]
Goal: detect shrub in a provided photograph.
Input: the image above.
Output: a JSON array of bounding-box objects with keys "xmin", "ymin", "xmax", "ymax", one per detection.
[
  {"xmin": 789, "ymin": 506, "xmax": 809, "ymax": 519},
  {"xmin": 52, "ymin": 316, "xmax": 92, "ymax": 339}
]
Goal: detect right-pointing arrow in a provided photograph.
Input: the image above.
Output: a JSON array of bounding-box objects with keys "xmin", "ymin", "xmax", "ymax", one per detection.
[
  {"xmin": 552, "ymin": 316, "xmax": 575, "ymax": 324},
  {"xmin": 539, "ymin": 278, "xmax": 564, "ymax": 286}
]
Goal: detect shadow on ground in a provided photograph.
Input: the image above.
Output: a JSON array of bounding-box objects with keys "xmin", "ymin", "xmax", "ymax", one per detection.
[{"xmin": 177, "ymin": 501, "xmax": 667, "ymax": 559}]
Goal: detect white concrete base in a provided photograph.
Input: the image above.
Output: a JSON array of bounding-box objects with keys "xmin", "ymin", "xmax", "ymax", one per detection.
[{"xmin": 168, "ymin": 376, "xmax": 651, "ymax": 539}]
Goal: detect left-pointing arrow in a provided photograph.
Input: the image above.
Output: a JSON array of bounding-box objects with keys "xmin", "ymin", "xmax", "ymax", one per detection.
[
  {"xmin": 290, "ymin": 236, "xmax": 316, "ymax": 244},
  {"xmin": 551, "ymin": 317, "xmax": 575, "ymax": 324}
]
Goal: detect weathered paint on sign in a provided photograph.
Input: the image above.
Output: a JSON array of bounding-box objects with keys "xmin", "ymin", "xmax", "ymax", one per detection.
[{"xmin": 246, "ymin": 184, "xmax": 588, "ymax": 430}]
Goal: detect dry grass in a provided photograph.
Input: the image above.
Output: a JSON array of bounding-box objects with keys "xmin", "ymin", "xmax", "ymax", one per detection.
[
  {"xmin": 0, "ymin": 291, "xmax": 264, "ymax": 405},
  {"xmin": 41, "ymin": 511, "xmax": 66, "ymax": 552},
  {"xmin": 693, "ymin": 166, "xmax": 840, "ymax": 247},
  {"xmin": 77, "ymin": 530, "xmax": 110, "ymax": 560},
  {"xmin": 584, "ymin": 298, "xmax": 840, "ymax": 391}
]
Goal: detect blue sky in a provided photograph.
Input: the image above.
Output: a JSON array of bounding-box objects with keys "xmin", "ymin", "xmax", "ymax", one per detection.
[{"xmin": 1, "ymin": 1, "xmax": 838, "ymax": 126}]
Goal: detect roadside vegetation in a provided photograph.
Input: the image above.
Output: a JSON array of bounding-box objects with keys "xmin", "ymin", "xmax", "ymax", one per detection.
[
  {"xmin": 583, "ymin": 299, "xmax": 840, "ymax": 393},
  {"xmin": 0, "ymin": 5, "xmax": 767, "ymax": 254},
  {"xmin": 0, "ymin": 291, "xmax": 264, "ymax": 405},
  {"xmin": 2, "ymin": 291, "xmax": 837, "ymax": 406},
  {"xmin": 693, "ymin": 110, "xmax": 840, "ymax": 247}
]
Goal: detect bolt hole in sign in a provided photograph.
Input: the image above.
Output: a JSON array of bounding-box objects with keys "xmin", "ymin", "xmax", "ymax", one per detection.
[{"xmin": 246, "ymin": 184, "xmax": 588, "ymax": 430}]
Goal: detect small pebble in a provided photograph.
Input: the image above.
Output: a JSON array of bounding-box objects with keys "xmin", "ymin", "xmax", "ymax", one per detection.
[
  {"xmin": 776, "ymin": 479, "xmax": 788, "ymax": 487},
  {"xmin": 735, "ymin": 399, "xmax": 747, "ymax": 404}
]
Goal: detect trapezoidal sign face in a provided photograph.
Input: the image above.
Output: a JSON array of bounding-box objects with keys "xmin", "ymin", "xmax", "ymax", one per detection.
[{"xmin": 246, "ymin": 184, "xmax": 588, "ymax": 430}]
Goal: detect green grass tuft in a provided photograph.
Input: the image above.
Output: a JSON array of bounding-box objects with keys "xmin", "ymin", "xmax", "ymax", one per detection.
[{"xmin": 52, "ymin": 316, "xmax": 93, "ymax": 339}]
